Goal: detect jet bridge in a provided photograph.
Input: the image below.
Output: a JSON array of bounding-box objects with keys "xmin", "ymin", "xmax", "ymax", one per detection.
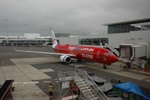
[
  {"xmin": 57, "ymin": 69, "xmax": 109, "ymax": 100},
  {"xmin": 119, "ymin": 42, "xmax": 150, "ymax": 67}
]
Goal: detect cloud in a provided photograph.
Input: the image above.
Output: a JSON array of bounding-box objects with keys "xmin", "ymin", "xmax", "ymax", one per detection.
[{"xmin": 0, "ymin": 0, "xmax": 150, "ymax": 36}]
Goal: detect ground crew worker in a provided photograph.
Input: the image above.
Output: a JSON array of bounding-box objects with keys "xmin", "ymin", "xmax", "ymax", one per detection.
[
  {"xmin": 48, "ymin": 82, "xmax": 54, "ymax": 100},
  {"xmin": 69, "ymin": 81, "xmax": 73, "ymax": 87},
  {"xmin": 69, "ymin": 81, "xmax": 79, "ymax": 95},
  {"xmin": 72, "ymin": 85, "xmax": 79, "ymax": 94},
  {"xmin": 120, "ymin": 62, "xmax": 127, "ymax": 71}
]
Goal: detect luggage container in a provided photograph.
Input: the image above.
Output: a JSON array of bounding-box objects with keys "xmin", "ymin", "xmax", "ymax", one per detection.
[{"xmin": 112, "ymin": 82, "xmax": 150, "ymax": 100}]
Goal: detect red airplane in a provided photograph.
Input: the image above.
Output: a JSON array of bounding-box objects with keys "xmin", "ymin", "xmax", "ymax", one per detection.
[{"xmin": 14, "ymin": 29, "xmax": 118, "ymax": 69}]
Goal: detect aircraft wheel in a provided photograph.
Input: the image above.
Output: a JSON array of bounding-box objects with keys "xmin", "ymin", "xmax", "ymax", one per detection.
[
  {"xmin": 77, "ymin": 59, "xmax": 82, "ymax": 62},
  {"xmin": 103, "ymin": 66, "xmax": 107, "ymax": 69}
]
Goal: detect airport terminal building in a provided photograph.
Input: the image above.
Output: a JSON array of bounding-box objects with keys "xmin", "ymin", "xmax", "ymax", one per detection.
[
  {"xmin": 0, "ymin": 33, "xmax": 52, "ymax": 46},
  {"xmin": 0, "ymin": 32, "xmax": 71, "ymax": 46}
]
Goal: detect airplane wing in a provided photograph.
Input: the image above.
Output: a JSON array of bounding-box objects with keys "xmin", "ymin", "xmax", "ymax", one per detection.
[{"xmin": 13, "ymin": 46, "xmax": 75, "ymax": 57}]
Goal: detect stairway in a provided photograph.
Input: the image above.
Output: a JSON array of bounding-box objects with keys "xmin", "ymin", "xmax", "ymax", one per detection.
[
  {"xmin": 75, "ymin": 79, "xmax": 98, "ymax": 100},
  {"xmin": 58, "ymin": 70, "xmax": 109, "ymax": 100}
]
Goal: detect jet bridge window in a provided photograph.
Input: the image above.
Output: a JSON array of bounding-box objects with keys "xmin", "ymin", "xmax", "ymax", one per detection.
[{"xmin": 120, "ymin": 46, "xmax": 132, "ymax": 58}]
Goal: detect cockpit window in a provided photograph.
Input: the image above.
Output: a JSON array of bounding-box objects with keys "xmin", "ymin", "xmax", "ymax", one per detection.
[
  {"xmin": 108, "ymin": 52, "xmax": 113, "ymax": 55},
  {"xmin": 104, "ymin": 52, "xmax": 108, "ymax": 56}
]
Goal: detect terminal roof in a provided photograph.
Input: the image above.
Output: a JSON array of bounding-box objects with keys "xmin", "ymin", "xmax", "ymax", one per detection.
[{"xmin": 103, "ymin": 18, "xmax": 150, "ymax": 26}]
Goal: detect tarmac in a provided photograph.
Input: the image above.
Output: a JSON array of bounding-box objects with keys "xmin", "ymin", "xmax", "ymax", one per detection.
[
  {"xmin": 0, "ymin": 57, "xmax": 53, "ymax": 100},
  {"xmin": 0, "ymin": 46, "xmax": 150, "ymax": 100}
]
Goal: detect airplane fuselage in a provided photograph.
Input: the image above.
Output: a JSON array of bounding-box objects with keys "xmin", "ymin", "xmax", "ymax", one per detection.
[{"xmin": 55, "ymin": 44, "xmax": 118, "ymax": 65}]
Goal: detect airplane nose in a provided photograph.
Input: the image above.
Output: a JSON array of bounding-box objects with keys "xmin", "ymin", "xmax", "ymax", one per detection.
[{"xmin": 111, "ymin": 55, "xmax": 118, "ymax": 63}]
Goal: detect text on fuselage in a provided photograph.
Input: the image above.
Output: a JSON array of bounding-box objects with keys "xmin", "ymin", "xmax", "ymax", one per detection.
[
  {"xmin": 69, "ymin": 46, "xmax": 95, "ymax": 52},
  {"xmin": 81, "ymin": 54, "xmax": 93, "ymax": 59}
]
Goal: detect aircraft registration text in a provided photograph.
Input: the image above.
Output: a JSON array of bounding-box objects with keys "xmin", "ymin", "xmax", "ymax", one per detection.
[{"xmin": 81, "ymin": 54, "xmax": 93, "ymax": 59}]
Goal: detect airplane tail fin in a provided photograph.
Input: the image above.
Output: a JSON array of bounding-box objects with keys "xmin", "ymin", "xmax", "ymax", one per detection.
[{"xmin": 51, "ymin": 28, "xmax": 58, "ymax": 49}]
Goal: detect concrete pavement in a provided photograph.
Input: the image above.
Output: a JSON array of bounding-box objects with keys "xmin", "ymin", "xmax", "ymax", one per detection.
[
  {"xmin": 0, "ymin": 57, "xmax": 58, "ymax": 100},
  {"xmin": 85, "ymin": 62, "xmax": 150, "ymax": 81},
  {"xmin": 0, "ymin": 56, "xmax": 150, "ymax": 100}
]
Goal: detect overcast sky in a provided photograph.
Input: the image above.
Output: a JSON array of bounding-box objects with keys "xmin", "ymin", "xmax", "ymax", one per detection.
[{"xmin": 0, "ymin": 0, "xmax": 150, "ymax": 36}]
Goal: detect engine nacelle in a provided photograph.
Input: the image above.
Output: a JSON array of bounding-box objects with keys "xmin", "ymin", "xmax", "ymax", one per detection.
[{"xmin": 60, "ymin": 55, "xmax": 72, "ymax": 63}]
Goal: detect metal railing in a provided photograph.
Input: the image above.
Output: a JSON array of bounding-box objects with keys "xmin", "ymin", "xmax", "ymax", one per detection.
[
  {"xmin": 58, "ymin": 69, "xmax": 109, "ymax": 100},
  {"xmin": 75, "ymin": 69, "xmax": 109, "ymax": 100}
]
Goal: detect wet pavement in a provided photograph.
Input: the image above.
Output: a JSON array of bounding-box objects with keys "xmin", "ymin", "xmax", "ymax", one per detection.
[{"xmin": 0, "ymin": 46, "xmax": 150, "ymax": 99}]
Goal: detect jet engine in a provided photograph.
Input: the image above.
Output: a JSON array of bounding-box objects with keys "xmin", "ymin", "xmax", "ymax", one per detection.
[{"xmin": 60, "ymin": 55, "xmax": 72, "ymax": 63}]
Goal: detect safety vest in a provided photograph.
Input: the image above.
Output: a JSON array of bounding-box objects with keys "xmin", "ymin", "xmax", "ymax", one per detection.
[{"xmin": 48, "ymin": 85, "xmax": 53, "ymax": 92}]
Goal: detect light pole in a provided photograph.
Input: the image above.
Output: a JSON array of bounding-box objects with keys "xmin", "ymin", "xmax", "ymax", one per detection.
[{"xmin": 4, "ymin": 19, "xmax": 8, "ymax": 45}]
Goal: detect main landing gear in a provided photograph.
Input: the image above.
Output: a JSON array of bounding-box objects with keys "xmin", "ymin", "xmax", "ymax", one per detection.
[
  {"xmin": 103, "ymin": 64, "xmax": 107, "ymax": 69},
  {"xmin": 77, "ymin": 59, "xmax": 82, "ymax": 63}
]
